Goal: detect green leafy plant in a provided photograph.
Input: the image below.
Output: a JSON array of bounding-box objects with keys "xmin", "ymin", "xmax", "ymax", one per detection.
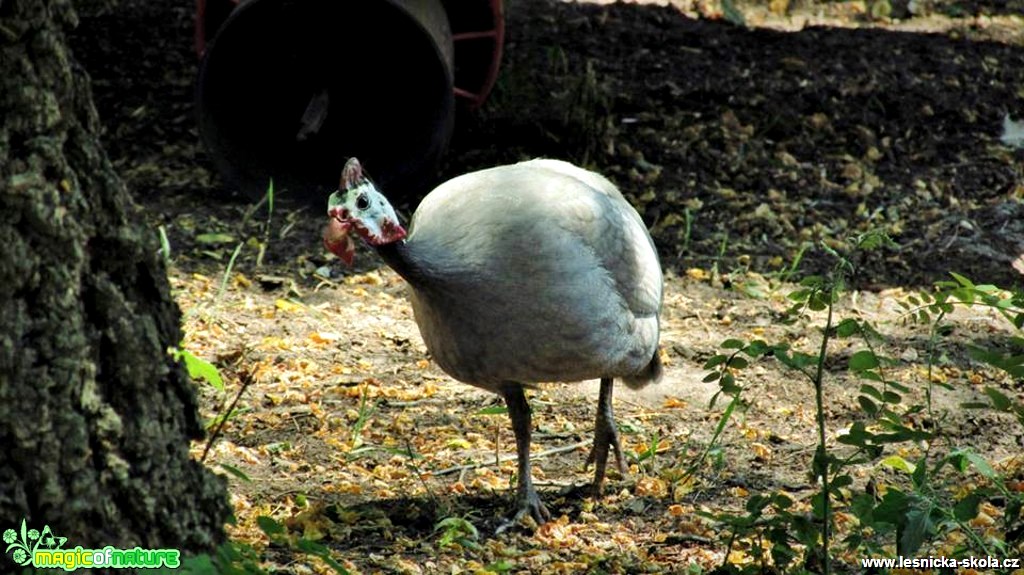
[
  {"xmin": 215, "ymin": 242, "xmax": 245, "ymax": 304},
  {"xmin": 697, "ymin": 228, "xmax": 1024, "ymax": 573},
  {"xmin": 476, "ymin": 402, "xmax": 511, "ymax": 468},
  {"xmin": 434, "ymin": 516, "xmax": 481, "ymax": 550},
  {"xmin": 696, "ymin": 229, "xmax": 1024, "ymax": 572},
  {"xmin": 777, "ymin": 242, "xmax": 809, "ymax": 284},
  {"xmin": 162, "ymin": 516, "xmax": 350, "ymax": 575},
  {"xmin": 256, "ymin": 516, "xmax": 349, "ymax": 574},
  {"xmin": 170, "ymin": 346, "xmax": 254, "ymax": 467},
  {"xmin": 343, "ymin": 383, "xmax": 380, "ymax": 459},
  {"xmin": 173, "ymin": 347, "xmax": 225, "ymax": 392},
  {"xmin": 710, "ymin": 233, "xmax": 730, "ymax": 284},
  {"xmin": 239, "ymin": 179, "xmax": 275, "ymax": 268},
  {"xmin": 627, "ymin": 430, "xmax": 663, "ymax": 473},
  {"xmin": 897, "ymin": 272, "xmax": 1024, "ymax": 555},
  {"xmin": 161, "ymin": 540, "xmax": 265, "ymax": 575},
  {"xmin": 682, "ymin": 207, "xmax": 695, "ymax": 254},
  {"xmin": 158, "ymin": 224, "xmax": 172, "ymax": 268},
  {"xmin": 698, "ymin": 491, "xmax": 818, "ymax": 574}
]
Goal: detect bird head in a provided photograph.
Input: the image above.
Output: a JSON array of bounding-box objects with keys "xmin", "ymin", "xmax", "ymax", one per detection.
[{"xmin": 324, "ymin": 158, "xmax": 407, "ymax": 265}]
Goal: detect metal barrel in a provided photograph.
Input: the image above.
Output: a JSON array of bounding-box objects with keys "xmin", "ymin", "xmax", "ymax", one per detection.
[{"xmin": 196, "ymin": 0, "xmax": 458, "ymax": 202}]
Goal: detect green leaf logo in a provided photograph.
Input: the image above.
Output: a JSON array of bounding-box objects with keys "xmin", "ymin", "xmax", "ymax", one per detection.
[
  {"xmin": 4, "ymin": 520, "xmax": 64, "ymax": 567},
  {"xmin": 4, "ymin": 519, "xmax": 35, "ymax": 566}
]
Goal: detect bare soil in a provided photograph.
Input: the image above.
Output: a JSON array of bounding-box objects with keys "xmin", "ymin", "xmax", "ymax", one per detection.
[{"xmin": 71, "ymin": 0, "xmax": 1024, "ymax": 572}]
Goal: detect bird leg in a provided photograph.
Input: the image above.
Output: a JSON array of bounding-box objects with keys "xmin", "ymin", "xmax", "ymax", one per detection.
[
  {"xmin": 586, "ymin": 377, "xmax": 626, "ymax": 494},
  {"xmin": 496, "ymin": 384, "xmax": 551, "ymax": 532}
]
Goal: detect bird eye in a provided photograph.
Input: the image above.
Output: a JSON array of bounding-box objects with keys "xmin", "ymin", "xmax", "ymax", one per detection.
[{"xmin": 355, "ymin": 193, "xmax": 370, "ymax": 211}]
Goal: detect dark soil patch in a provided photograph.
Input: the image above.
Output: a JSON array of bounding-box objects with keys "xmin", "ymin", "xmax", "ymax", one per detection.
[{"xmin": 73, "ymin": 0, "xmax": 1024, "ymax": 290}]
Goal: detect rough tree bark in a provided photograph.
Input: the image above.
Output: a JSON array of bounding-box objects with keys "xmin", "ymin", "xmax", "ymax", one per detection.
[{"xmin": 0, "ymin": 0, "xmax": 229, "ymax": 554}]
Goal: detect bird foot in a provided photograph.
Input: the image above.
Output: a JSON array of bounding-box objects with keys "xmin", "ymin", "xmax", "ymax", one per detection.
[
  {"xmin": 495, "ymin": 490, "xmax": 551, "ymax": 534},
  {"xmin": 585, "ymin": 417, "xmax": 627, "ymax": 495}
]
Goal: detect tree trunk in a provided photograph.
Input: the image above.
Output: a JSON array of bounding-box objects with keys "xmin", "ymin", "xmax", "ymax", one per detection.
[{"xmin": 0, "ymin": 0, "xmax": 229, "ymax": 554}]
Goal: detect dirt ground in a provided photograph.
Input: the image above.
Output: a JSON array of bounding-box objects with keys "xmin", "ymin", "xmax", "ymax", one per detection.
[{"xmin": 70, "ymin": 0, "xmax": 1024, "ymax": 572}]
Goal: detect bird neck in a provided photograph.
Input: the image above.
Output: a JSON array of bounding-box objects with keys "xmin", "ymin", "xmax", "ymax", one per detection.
[{"xmin": 374, "ymin": 240, "xmax": 427, "ymax": 286}]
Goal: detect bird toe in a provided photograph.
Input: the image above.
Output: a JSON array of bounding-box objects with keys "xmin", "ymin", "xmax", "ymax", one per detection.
[{"xmin": 496, "ymin": 491, "xmax": 551, "ymax": 534}]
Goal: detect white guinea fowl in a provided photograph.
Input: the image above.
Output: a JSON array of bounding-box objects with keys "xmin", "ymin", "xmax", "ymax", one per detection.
[{"xmin": 324, "ymin": 157, "xmax": 663, "ymax": 528}]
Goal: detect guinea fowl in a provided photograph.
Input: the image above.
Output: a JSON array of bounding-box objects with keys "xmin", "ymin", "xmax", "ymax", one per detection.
[{"xmin": 323, "ymin": 157, "xmax": 663, "ymax": 528}]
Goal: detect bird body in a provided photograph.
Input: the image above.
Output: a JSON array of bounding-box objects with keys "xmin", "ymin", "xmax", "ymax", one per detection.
[
  {"xmin": 324, "ymin": 158, "xmax": 663, "ymax": 528},
  {"xmin": 395, "ymin": 160, "xmax": 661, "ymax": 388}
]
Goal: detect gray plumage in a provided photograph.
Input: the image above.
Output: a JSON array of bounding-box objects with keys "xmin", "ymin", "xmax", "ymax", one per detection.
[
  {"xmin": 325, "ymin": 158, "xmax": 664, "ymax": 529},
  {"xmin": 404, "ymin": 159, "xmax": 662, "ymax": 389}
]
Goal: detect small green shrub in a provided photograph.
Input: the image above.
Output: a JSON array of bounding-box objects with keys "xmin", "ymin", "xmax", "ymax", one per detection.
[{"xmin": 696, "ymin": 231, "xmax": 1024, "ymax": 573}]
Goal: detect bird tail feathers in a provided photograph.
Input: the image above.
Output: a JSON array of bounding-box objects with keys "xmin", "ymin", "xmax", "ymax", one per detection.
[{"xmin": 621, "ymin": 348, "xmax": 663, "ymax": 390}]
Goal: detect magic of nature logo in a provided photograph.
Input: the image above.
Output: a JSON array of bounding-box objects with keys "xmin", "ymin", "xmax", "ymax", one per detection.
[{"xmin": 4, "ymin": 519, "xmax": 181, "ymax": 570}]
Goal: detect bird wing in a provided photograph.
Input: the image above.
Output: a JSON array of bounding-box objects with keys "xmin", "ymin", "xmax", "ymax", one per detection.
[
  {"xmin": 518, "ymin": 159, "xmax": 663, "ymax": 320},
  {"xmin": 410, "ymin": 159, "xmax": 662, "ymax": 318},
  {"xmin": 403, "ymin": 160, "xmax": 662, "ymax": 385}
]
